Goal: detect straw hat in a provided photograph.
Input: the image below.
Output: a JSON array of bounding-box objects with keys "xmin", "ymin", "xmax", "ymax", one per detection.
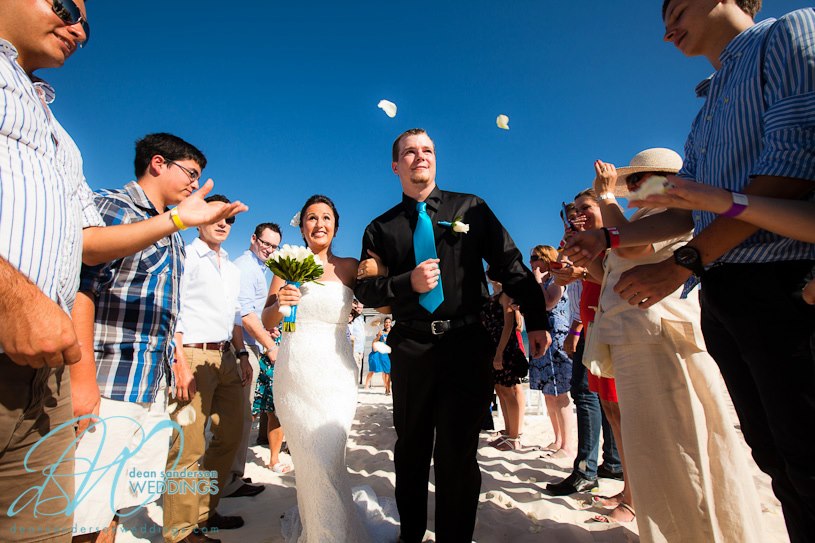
[{"xmin": 613, "ymin": 148, "xmax": 683, "ymax": 197}]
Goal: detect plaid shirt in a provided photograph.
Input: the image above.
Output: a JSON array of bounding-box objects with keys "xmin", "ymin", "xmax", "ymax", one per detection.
[
  {"xmin": 679, "ymin": 10, "xmax": 815, "ymax": 265},
  {"xmin": 79, "ymin": 182, "xmax": 185, "ymax": 403}
]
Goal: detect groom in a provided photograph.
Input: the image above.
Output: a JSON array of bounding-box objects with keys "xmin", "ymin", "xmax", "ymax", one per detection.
[{"xmin": 355, "ymin": 128, "xmax": 550, "ymax": 542}]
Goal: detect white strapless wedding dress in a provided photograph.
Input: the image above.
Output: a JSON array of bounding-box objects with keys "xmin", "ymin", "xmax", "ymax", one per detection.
[{"xmin": 274, "ymin": 282, "xmax": 398, "ymax": 543}]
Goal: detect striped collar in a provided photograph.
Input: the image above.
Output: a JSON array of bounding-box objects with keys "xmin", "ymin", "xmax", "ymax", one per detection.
[{"xmin": 719, "ymin": 18, "xmax": 775, "ymax": 65}]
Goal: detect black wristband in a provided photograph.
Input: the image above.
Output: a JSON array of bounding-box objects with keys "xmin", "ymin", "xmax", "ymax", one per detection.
[
  {"xmin": 237, "ymin": 350, "xmax": 249, "ymax": 358},
  {"xmin": 601, "ymin": 227, "xmax": 611, "ymax": 249}
]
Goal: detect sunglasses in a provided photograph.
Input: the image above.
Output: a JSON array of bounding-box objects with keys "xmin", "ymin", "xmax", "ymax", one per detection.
[
  {"xmin": 225, "ymin": 216, "xmax": 236, "ymax": 225},
  {"xmin": 50, "ymin": 0, "xmax": 91, "ymax": 47},
  {"xmin": 529, "ymin": 255, "xmax": 541, "ymax": 262}
]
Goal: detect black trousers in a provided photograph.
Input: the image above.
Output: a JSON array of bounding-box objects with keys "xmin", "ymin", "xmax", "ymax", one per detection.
[
  {"xmin": 389, "ymin": 322, "xmax": 493, "ymax": 543},
  {"xmin": 701, "ymin": 260, "xmax": 815, "ymax": 543}
]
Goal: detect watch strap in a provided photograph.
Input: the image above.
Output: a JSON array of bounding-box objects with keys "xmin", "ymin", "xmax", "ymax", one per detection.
[{"xmin": 721, "ymin": 192, "xmax": 749, "ymax": 218}]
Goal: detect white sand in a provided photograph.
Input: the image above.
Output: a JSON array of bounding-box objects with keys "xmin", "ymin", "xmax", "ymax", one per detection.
[{"xmin": 117, "ymin": 381, "xmax": 788, "ymax": 542}]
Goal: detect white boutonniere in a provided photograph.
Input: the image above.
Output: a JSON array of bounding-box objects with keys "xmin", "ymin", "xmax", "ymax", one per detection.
[{"xmin": 439, "ymin": 216, "xmax": 469, "ymax": 235}]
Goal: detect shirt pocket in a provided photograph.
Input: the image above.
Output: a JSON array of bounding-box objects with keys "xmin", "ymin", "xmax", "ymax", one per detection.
[{"xmin": 138, "ymin": 238, "xmax": 171, "ymax": 274}]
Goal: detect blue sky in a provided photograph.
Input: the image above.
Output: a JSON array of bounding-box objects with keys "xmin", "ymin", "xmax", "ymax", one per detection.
[{"xmin": 43, "ymin": 0, "xmax": 810, "ymax": 260}]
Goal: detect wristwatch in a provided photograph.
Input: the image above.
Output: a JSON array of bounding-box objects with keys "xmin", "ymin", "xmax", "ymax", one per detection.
[{"xmin": 673, "ymin": 245, "xmax": 705, "ymax": 277}]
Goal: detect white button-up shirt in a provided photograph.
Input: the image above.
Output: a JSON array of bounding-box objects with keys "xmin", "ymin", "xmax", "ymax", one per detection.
[{"xmin": 176, "ymin": 237, "xmax": 241, "ymax": 344}]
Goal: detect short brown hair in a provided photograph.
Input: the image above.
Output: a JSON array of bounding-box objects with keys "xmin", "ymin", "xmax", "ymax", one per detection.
[
  {"xmin": 662, "ymin": 0, "xmax": 761, "ymax": 19},
  {"xmin": 392, "ymin": 128, "xmax": 433, "ymax": 162}
]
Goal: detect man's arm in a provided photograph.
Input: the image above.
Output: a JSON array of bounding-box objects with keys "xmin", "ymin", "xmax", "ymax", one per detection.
[
  {"xmin": 231, "ymin": 325, "xmax": 252, "ymax": 387},
  {"xmin": 615, "ymin": 175, "xmax": 814, "ymax": 307},
  {"xmin": 240, "ymin": 313, "xmax": 276, "ymax": 352},
  {"xmin": 69, "ymin": 291, "xmax": 100, "ymax": 436},
  {"xmin": 82, "ymin": 180, "xmax": 247, "ymax": 266},
  {"xmin": 0, "ymin": 256, "xmax": 81, "ymax": 367},
  {"xmin": 354, "ymin": 223, "xmax": 413, "ymax": 308}
]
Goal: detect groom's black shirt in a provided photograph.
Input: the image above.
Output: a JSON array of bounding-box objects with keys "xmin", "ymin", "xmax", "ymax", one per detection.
[{"xmin": 355, "ymin": 185, "xmax": 549, "ymax": 331}]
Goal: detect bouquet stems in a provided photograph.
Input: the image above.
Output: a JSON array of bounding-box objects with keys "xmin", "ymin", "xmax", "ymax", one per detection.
[{"xmin": 282, "ymin": 280, "xmax": 302, "ymax": 332}]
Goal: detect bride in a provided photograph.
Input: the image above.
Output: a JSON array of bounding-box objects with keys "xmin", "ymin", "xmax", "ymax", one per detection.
[{"xmin": 262, "ymin": 194, "xmax": 397, "ymax": 543}]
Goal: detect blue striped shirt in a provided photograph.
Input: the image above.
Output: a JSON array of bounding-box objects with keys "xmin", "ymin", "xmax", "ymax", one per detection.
[
  {"xmin": 0, "ymin": 39, "xmax": 103, "ymax": 313},
  {"xmin": 79, "ymin": 182, "xmax": 185, "ymax": 403},
  {"xmin": 678, "ymin": 9, "xmax": 815, "ymax": 264}
]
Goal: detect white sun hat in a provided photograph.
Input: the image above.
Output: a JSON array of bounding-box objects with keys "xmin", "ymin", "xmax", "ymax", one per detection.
[{"xmin": 613, "ymin": 148, "xmax": 684, "ymax": 197}]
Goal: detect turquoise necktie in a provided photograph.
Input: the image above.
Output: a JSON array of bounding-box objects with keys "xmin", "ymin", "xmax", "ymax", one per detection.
[{"xmin": 414, "ymin": 202, "xmax": 444, "ymax": 313}]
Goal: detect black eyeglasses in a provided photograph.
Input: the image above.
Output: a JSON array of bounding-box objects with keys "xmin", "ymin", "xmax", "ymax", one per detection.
[
  {"xmin": 50, "ymin": 0, "xmax": 90, "ymax": 47},
  {"xmin": 530, "ymin": 255, "xmax": 541, "ymax": 262},
  {"xmin": 256, "ymin": 238, "xmax": 279, "ymax": 251},
  {"xmin": 225, "ymin": 216, "xmax": 236, "ymax": 225},
  {"xmin": 626, "ymin": 171, "xmax": 665, "ymax": 188},
  {"xmin": 166, "ymin": 160, "xmax": 201, "ymax": 183}
]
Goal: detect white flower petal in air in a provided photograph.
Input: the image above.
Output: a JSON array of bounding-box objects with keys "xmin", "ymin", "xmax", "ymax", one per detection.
[
  {"xmin": 377, "ymin": 99, "xmax": 397, "ymax": 118},
  {"xmin": 166, "ymin": 402, "xmax": 178, "ymax": 415},
  {"xmin": 290, "ymin": 211, "xmax": 301, "ymax": 228},
  {"xmin": 496, "ymin": 114, "xmax": 510, "ymax": 130},
  {"xmin": 372, "ymin": 342, "xmax": 392, "ymax": 354},
  {"xmin": 452, "ymin": 222, "xmax": 469, "ymax": 233},
  {"xmin": 631, "ymin": 175, "xmax": 671, "ymax": 199},
  {"xmin": 176, "ymin": 405, "xmax": 197, "ymax": 426},
  {"xmin": 279, "ymin": 305, "xmax": 292, "ymax": 318}
]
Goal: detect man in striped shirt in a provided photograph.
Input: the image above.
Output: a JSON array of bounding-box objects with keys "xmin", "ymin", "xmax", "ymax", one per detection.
[
  {"xmin": 608, "ymin": 2, "xmax": 814, "ymax": 540},
  {"xmin": 1, "ymin": 3, "xmax": 245, "ymax": 541}
]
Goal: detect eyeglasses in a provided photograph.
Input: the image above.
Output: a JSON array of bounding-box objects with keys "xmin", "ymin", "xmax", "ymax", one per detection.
[
  {"xmin": 225, "ymin": 216, "xmax": 236, "ymax": 225},
  {"xmin": 50, "ymin": 0, "xmax": 91, "ymax": 47},
  {"xmin": 529, "ymin": 255, "xmax": 541, "ymax": 262},
  {"xmin": 166, "ymin": 160, "xmax": 201, "ymax": 183},
  {"xmin": 626, "ymin": 171, "xmax": 664, "ymax": 188},
  {"xmin": 256, "ymin": 238, "xmax": 279, "ymax": 251}
]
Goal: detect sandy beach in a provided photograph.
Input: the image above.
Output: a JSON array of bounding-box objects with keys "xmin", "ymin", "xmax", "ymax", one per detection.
[{"xmin": 117, "ymin": 378, "xmax": 789, "ymax": 543}]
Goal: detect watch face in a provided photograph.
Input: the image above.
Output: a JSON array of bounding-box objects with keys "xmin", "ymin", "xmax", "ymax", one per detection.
[{"xmin": 676, "ymin": 247, "xmax": 698, "ymax": 265}]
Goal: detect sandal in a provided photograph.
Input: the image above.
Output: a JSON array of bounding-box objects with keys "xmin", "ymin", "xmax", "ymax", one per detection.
[
  {"xmin": 590, "ymin": 502, "xmax": 636, "ymax": 524},
  {"xmin": 270, "ymin": 462, "xmax": 293, "ymax": 474},
  {"xmin": 491, "ymin": 437, "xmax": 520, "ymax": 451},
  {"xmin": 591, "ymin": 493, "xmax": 624, "ymax": 508}
]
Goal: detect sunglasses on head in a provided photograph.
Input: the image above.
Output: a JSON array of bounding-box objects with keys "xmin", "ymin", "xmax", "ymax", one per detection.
[{"xmin": 50, "ymin": 0, "xmax": 90, "ymax": 47}]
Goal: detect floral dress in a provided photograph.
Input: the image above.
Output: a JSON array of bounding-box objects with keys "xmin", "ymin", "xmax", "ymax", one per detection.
[
  {"xmin": 481, "ymin": 292, "xmax": 529, "ymax": 387},
  {"xmin": 529, "ymin": 277, "xmax": 573, "ymax": 395}
]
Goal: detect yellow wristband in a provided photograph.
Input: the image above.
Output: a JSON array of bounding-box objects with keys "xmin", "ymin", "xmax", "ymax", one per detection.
[{"xmin": 170, "ymin": 208, "xmax": 187, "ymax": 230}]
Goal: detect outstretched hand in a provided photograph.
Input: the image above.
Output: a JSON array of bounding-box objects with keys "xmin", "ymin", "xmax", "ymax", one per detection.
[
  {"xmin": 628, "ymin": 177, "xmax": 730, "ymax": 214},
  {"xmin": 561, "ymin": 230, "xmax": 606, "ymax": 267},
  {"xmin": 175, "ymin": 179, "xmax": 248, "ymax": 227},
  {"xmin": 613, "ymin": 258, "xmax": 691, "ymax": 309}
]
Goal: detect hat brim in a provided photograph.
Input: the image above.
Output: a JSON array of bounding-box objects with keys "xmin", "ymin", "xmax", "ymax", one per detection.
[{"xmin": 613, "ymin": 166, "xmax": 680, "ymax": 198}]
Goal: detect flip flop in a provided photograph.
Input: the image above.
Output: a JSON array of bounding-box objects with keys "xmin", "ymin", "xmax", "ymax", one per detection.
[
  {"xmin": 271, "ymin": 462, "xmax": 293, "ymax": 474},
  {"xmin": 590, "ymin": 503, "xmax": 636, "ymax": 524},
  {"xmin": 491, "ymin": 437, "xmax": 520, "ymax": 451},
  {"xmin": 591, "ymin": 493, "xmax": 624, "ymax": 508}
]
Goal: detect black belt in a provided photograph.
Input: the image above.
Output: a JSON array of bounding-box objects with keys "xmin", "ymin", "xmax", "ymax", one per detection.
[
  {"xmin": 184, "ymin": 342, "xmax": 227, "ymax": 351},
  {"xmin": 397, "ymin": 314, "xmax": 481, "ymax": 336}
]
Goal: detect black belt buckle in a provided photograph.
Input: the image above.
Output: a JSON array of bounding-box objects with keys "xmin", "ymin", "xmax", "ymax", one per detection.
[{"xmin": 430, "ymin": 320, "xmax": 450, "ymax": 335}]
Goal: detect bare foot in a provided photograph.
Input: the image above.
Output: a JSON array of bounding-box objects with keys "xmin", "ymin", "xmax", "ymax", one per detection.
[{"xmin": 592, "ymin": 492, "xmax": 624, "ymax": 508}]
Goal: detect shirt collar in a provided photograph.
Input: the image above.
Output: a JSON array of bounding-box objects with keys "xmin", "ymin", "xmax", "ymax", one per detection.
[
  {"xmin": 694, "ymin": 76, "xmax": 713, "ymax": 98},
  {"xmin": 719, "ymin": 18, "xmax": 775, "ymax": 65},
  {"xmin": 0, "ymin": 39, "xmax": 18, "ymax": 61},
  {"xmin": 123, "ymin": 181, "xmax": 161, "ymax": 215},
  {"xmin": 402, "ymin": 185, "xmax": 443, "ymax": 216},
  {"xmin": 245, "ymin": 249, "xmax": 268, "ymax": 268},
  {"xmin": 192, "ymin": 237, "xmax": 228, "ymax": 259}
]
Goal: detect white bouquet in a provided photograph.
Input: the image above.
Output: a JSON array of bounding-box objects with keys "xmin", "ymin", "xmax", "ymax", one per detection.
[{"xmin": 265, "ymin": 245, "xmax": 324, "ymax": 332}]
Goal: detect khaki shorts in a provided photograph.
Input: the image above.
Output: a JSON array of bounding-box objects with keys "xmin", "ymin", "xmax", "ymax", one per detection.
[{"xmin": 0, "ymin": 356, "xmax": 75, "ymax": 542}]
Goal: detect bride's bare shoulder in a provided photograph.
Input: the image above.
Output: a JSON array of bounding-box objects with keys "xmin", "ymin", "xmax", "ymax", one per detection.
[{"xmin": 330, "ymin": 256, "xmax": 359, "ymax": 287}]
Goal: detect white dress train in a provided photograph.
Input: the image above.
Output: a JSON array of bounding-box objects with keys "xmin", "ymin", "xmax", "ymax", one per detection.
[{"xmin": 273, "ymin": 281, "xmax": 398, "ymax": 543}]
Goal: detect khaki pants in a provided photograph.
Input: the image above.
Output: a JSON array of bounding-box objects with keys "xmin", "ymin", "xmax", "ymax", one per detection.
[
  {"xmin": 163, "ymin": 347, "xmax": 243, "ymax": 543},
  {"xmin": 612, "ymin": 340, "xmax": 765, "ymax": 543},
  {"xmin": 0, "ymin": 356, "xmax": 74, "ymax": 542},
  {"xmin": 222, "ymin": 344, "xmax": 261, "ymax": 496}
]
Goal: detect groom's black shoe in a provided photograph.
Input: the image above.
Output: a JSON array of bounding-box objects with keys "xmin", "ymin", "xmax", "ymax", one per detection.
[
  {"xmin": 597, "ymin": 463, "xmax": 624, "ymax": 481},
  {"xmin": 546, "ymin": 471, "xmax": 598, "ymax": 496},
  {"xmin": 222, "ymin": 482, "xmax": 265, "ymax": 498}
]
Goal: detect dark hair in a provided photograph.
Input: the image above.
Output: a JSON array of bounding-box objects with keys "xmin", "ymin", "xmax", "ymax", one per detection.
[
  {"xmin": 574, "ymin": 188, "xmax": 598, "ymax": 203},
  {"xmin": 134, "ymin": 133, "xmax": 207, "ymax": 177},
  {"xmin": 205, "ymin": 194, "xmax": 230, "ymax": 204},
  {"xmin": 254, "ymin": 222, "xmax": 282, "ymax": 239},
  {"xmin": 392, "ymin": 128, "xmax": 433, "ymax": 162},
  {"xmin": 299, "ymin": 194, "xmax": 340, "ymax": 230},
  {"xmin": 662, "ymin": 0, "xmax": 761, "ymax": 19}
]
